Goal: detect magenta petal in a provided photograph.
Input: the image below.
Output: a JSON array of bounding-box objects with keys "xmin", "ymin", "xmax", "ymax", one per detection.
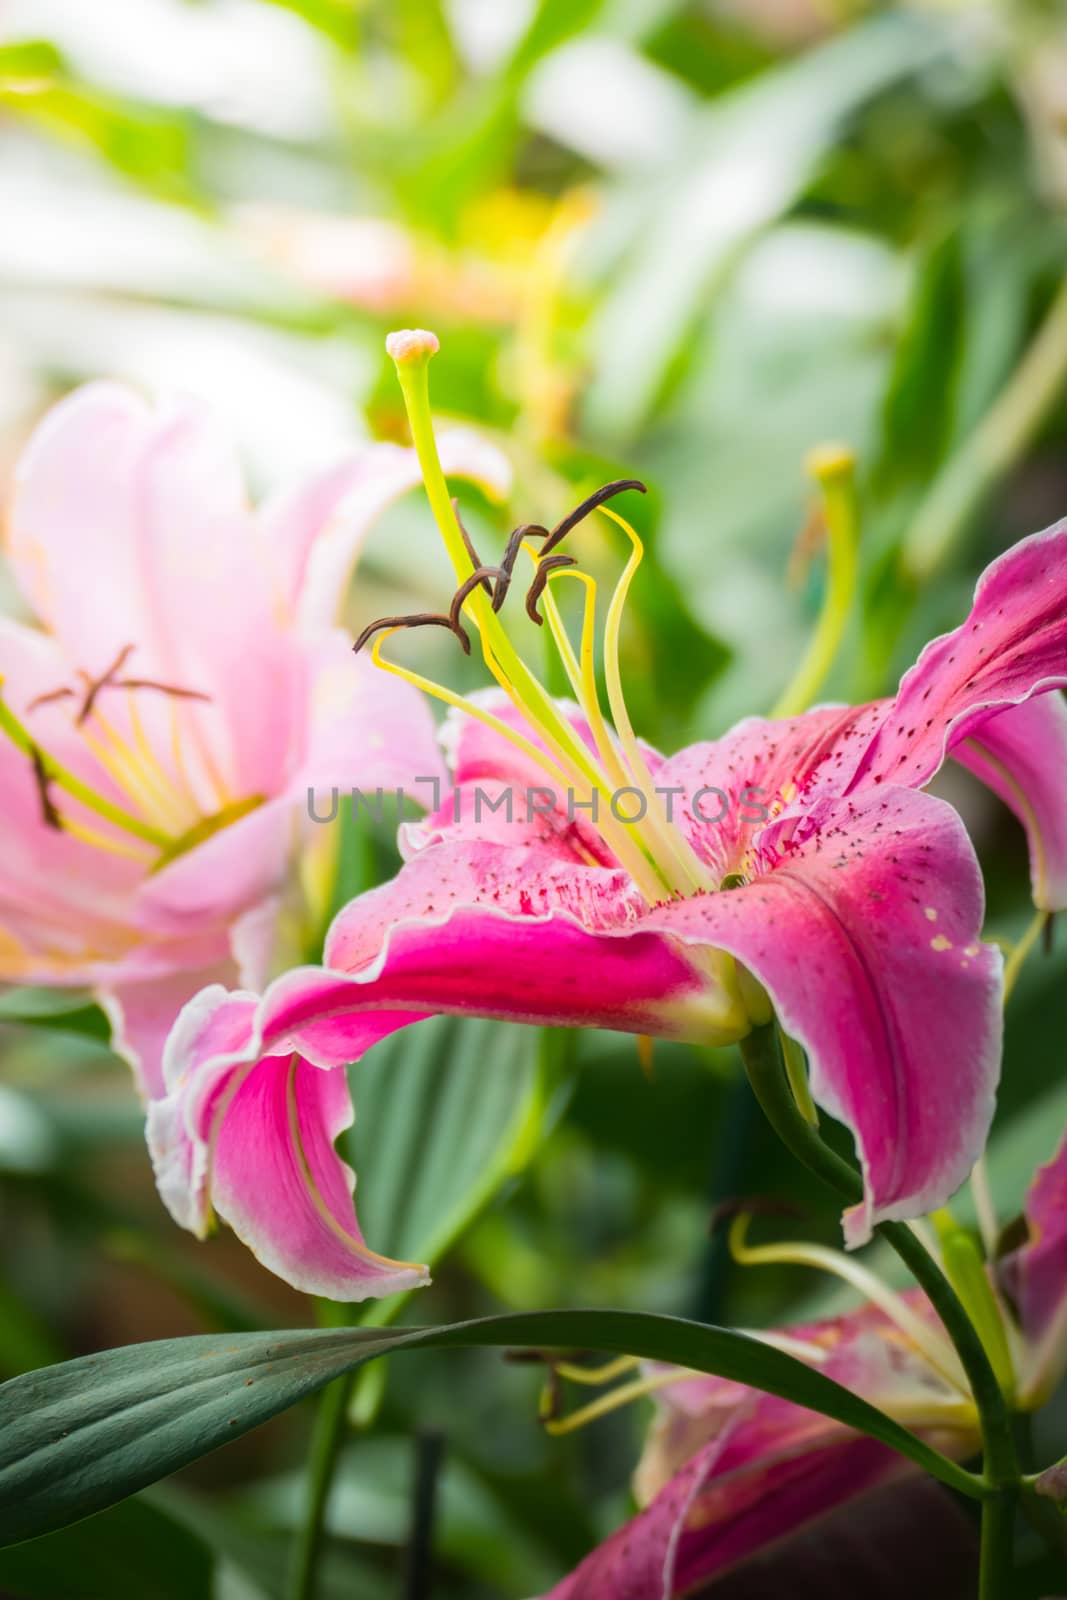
[
  {"xmin": 542, "ymin": 1408, "xmax": 902, "ymax": 1600},
  {"xmin": 644, "ymin": 786, "xmax": 1003, "ymax": 1244},
  {"xmin": 542, "ymin": 1422, "xmax": 743, "ymax": 1600},
  {"xmin": 670, "ymin": 1430, "xmax": 905, "ymax": 1595},
  {"xmin": 544, "ymin": 1300, "xmax": 976, "ymax": 1600},
  {"xmin": 655, "ymin": 707, "xmax": 876, "ymax": 876},
  {"xmin": 1000, "ymin": 1125, "xmax": 1067, "ymax": 1397},
  {"xmin": 849, "ymin": 518, "xmax": 1067, "ymax": 794},
  {"xmin": 313, "ymin": 841, "xmax": 713, "ymax": 1044},
  {"xmin": 951, "ymin": 693, "xmax": 1067, "ymax": 912},
  {"xmin": 147, "ymin": 985, "xmax": 427, "ymax": 1299}
]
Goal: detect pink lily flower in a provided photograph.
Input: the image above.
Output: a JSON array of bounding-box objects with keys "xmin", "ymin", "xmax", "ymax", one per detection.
[
  {"xmin": 148, "ymin": 330, "xmax": 1067, "ymax": 1297},
  {"xmin": 537, "ymin": 1128, "xmax": 1067, "ymax": 1599},
  {"xmin": 0, "ymin": 380, "xmax": 508, "ymax": 1096}
]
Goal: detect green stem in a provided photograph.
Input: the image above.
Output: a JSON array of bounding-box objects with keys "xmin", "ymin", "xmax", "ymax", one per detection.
[
  {"xmin": 779, "ymin": 1029, "xmax": 818, "ymax": 1125},
  {"xmin": 979, "ymin": 1487, "xmax": 1017, "ymax": 1599},
  {"xmin": 880, "ymin": 1222, "xmax": 1018, "ymax": 1492},
  {"xmin": 286, "ymin": 1374, "xmax": 352, "ymax": 1600},
  {"xmin": 739, "ymin": 1022, "xmax": 1020, "ymax": 1526},
  {"xmin": 902, "ymin": 272, "xmax": 1067, "ymax": 582},
  {"xmin": 402, "ymin": 1429, "xmax": 445, "ymax": 1600}
]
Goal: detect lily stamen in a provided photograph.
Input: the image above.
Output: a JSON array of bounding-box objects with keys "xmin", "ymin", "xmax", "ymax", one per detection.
[
  {"xmin": 492, "ymin": 521, "xmax": 549, "ymax": 611},
  {"xmin": 0, "ymin": 680, "xmax": 170, "ymax": 849},
  {"xmin": 29, "ymin": 745, "xmax": 61, "ymax": 830},
  {"xmin": 525, "ymin": 553, "xmax": 577, "ymax": 625},
  {"xmin": 353, "ymin": 610, "xmax": 472, "ymax": 657},
  {"xmin": 450, "ymin": 567, "xmax": 505, "ymax": 641},
  {"xmin": 728, "ymin": 1213, "xmax": 970, "ymax": 1394},
  {"xmin": 538, "ymin": 477, "xmax": 647, "ymax": 559},
  {"xmin": 28, "ymin": 642, "xmax": 212, "ymax": 726},
  {"xmin": 542, "ymin": 1369, "xmax": 692, "ymax": 1437},
  {"xmin": 452, "ymin": 500, "xmax": 495, "ymax": 597}
]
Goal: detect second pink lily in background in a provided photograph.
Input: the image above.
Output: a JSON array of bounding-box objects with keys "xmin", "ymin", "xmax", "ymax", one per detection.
[
  {"xmin": 539, "ymin": 1123, "xmax": 1067, "ymax": 1597},
  {"xmin": 0, "ymin": 379, "xmax": 508, "ymax": 1095}
]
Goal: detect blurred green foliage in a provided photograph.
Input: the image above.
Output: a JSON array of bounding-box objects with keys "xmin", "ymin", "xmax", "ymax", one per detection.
[{"xmin": 1, "ymin": 0, "xmax": 1066, "ymax": 1594}]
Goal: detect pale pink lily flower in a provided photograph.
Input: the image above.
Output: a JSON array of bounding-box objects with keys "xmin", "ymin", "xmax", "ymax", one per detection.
[
  {"xmin": 148, "ymin": 332, "xmax": 1067, "ymax": 1298},
  {"xmin": 538, "ymin": 1127, "xmax": 1067, "ymax": 1598},
  {"xmin": 0, "ymin": 381, "xmax": 509, "ymax": 1096}
]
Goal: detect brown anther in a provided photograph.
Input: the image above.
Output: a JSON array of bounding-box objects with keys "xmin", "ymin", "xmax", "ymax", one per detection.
[
  {"xmin": 28, "ymin": 643, "xmax": 210, "ymax": 725},
  {"xmin": 448, "ymin": 566, "xmax": 505, "ymax": 650},
  {"xmin": 75, "ymin": 643, "xmax": 136, "ymax": 723},
  {"xmin": 26, "ymin": 686, "xmax": 76, "ymax": 712},
  {"xmin": 452, "ymin": 499, "xmax": 493, "ymax": 598},
  {"xmin": 29, "ymin": 746, "xmax": 62, "ymax": 831},
  {"xmin": 538, "ymin": 478, "xmax": 646, "ymax": 559},
  {"xmin": 491, "ymin": 523, "xmax": 549, "ymax": 612},
  {"xmin": 110, "ymin": 679, "xmax": 212, "ymax": 713},
  {"xmin": 352, "ymin": 612, "xmax": 471, "ymax": 657},
  {"xmin": 525, "ymin": 554, "xmax": 577, "ymax": 625},
  {"xmin": 709, "ymin": 1196, "xmax": 805, "ymax": 1238}
]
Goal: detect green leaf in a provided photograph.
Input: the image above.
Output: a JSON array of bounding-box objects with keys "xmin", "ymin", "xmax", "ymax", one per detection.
[
  {"xmin": 0, "ymin": 987, "xmax": 110, "ymax": 1042},
  {"xmin": 874, "ymin": 228, "xmax": 966, "ymax": 499},
  {"xmin": 0, "ymin": 1494, "xmax": 214, "ymax": 1600},
  {"xmin": 389, "ymin": 0, "xmax": 612, "ymax": 222},
  {"xmin": 345, "ymin": 1015, "xmax": 543, "ymax": 1282},
  {"xmin": 0, "ymin": 1308, "xmax": 982, "ymax": 1547},
  {"xmin": 0, "ymin": 41, "xmax": 65, "ymax": 84},
  {"xmin": 255, "ymin": 0, "xmax": 360, "ymax": 50},
  {"xmin": 0, "ymin": 76, "xmax": 196, "ymax": 205},
  {"xmin": 584, "ymin": 10, "xmax": 952, "ymax": 440}
]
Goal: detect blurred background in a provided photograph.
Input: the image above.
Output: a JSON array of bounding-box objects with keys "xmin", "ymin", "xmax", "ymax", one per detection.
[{"xmin": 0, "ymin": 1, "xmax": 1066, "ymax": 1596}]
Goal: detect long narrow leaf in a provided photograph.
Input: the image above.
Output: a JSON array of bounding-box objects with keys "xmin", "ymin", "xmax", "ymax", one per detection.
[{"xmin": 0, "ymin": 1308, "xmax": 983, "ymax": 1546}]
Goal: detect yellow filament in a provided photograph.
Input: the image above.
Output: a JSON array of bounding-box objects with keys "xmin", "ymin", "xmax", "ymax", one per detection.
[
  {"xmin": 127, "ymin": 690, "xmax": 204, "ymax": 822},
  {"xmin": 968, "ymin": 1156, "xmax": 999, "ymax": 1261},
  {"xmin": 0, "ymin": 681, "xmax": 168, "ymax": 848},
  {"xmin": 751, "ymin": 1328, "xmax": 829, "ymax": 1364},
  {"xmin": 536, "ymin": 551, "xmax": 706, "ymax": 898},
  {"xmin": 369, "ymin": 631, "xmax": 669, "ymax": 901},
  {"xmin": 598, "ymin": 507, "xmax": 713, "ymax": 896},
  {"xmin": 543, "ymin": 1369, "xmax": 692, "ymax": 1436},
  {"xmin": 534, "ymin": 560, "xmax": 640, "ymax": 801},
  {"xmin": 728, "ymin": 1214, "xmax": 969, "ymax": 1394},
  {"xmin": 370, "ymin": 632, "xmax": 580, "ymax": 797},
  {"xmin": 393, "ymin": 353, "xmax": 626, "ymax": 796},
  {"xmin": 533, "ymin": 545, "xmax": 748, "ymax": 1019},
  {"xmin": 173, "ymin": 693, "xmax": 231, "ymax": 812},
  {"xmin": 60, "ymin": 817, "xmax": 155, "ymax": 861},
  {"xmin": 169, "ymin": 696, "xmax": 208, "ymax": 814},
  {"xmin": 80, "ymin": 716, "xmax": 192, "ymax": 836},
  {"xmin": 541, "ymin": 1332, "xmax": 832, "ymax": 1438},
  {"xmin": 553, "ymin": 1355, "xmax": 641, "ymax": 1386}
]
